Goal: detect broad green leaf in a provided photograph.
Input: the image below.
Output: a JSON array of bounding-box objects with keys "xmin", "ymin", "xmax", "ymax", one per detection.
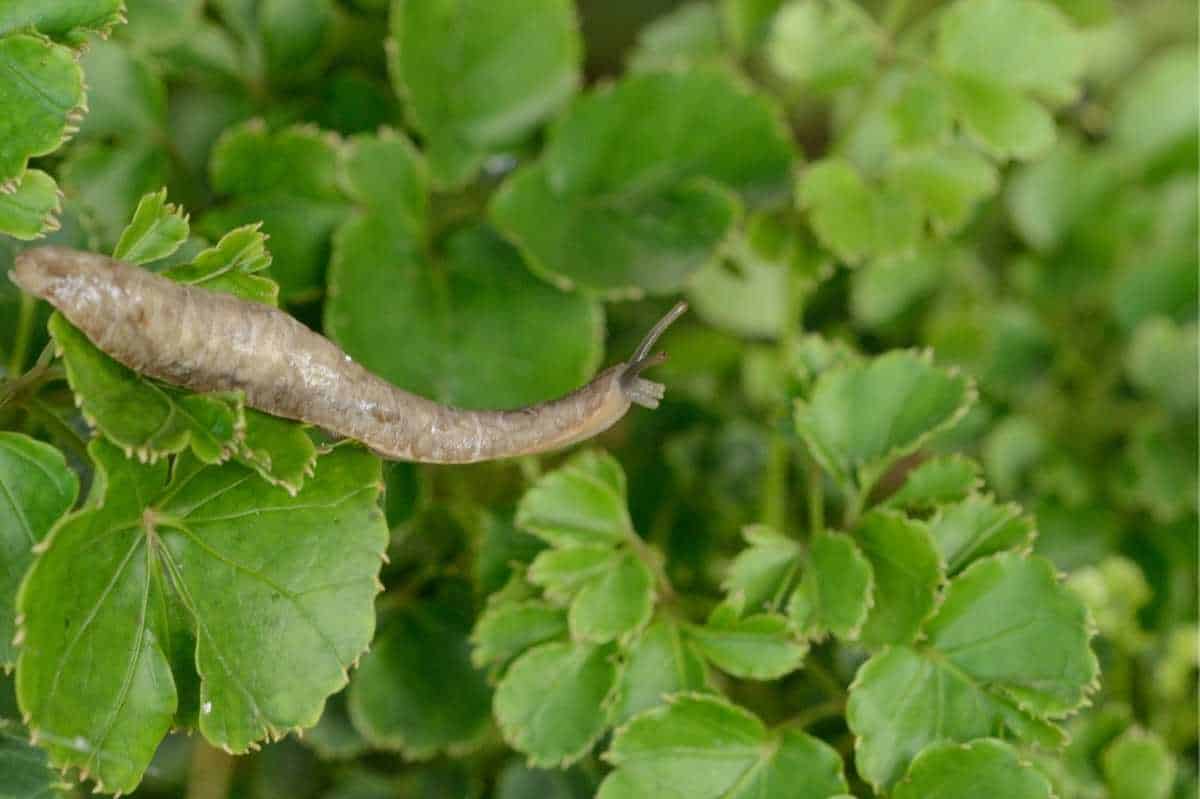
[
  {"xmin": 930, "ymin": 495, "xmax": 1036, "ymax": 573},
  {"xmin": 1125, "ymin": 317, "xmax": 1198, "ymax": 416},
  {"xmin": 0, "ymin": 1, "xmax": 124, "ymax": 43},
  {"xmin": 471, "ymin": 601, "xmax": 568, "ymax": 671},
  {"xmin": 0, "ymin": 34, "xmax": 85, "ymax": 190},
  {"xmin": 946, "ymin": 74, "xmax": 1056, "ymax": 160},
  {"xmin": 612, "ymin": 620, "xmax": 709, "ymax": 724},
  {"xmin": 627, "ymin": 3, "xmax": 727, "ymax": 74},
  {"xmin": 49, "ymin": 312, "xmax": 242, "ymax": 464},
  {"xmin": 888, "ymin": 70, "xmax": 952, "ymax": 150},
  {"xmin": 493, "ymin": 641, "xmax": 618, "ymax": 767},
  {"xmin": 165, "ymin": 224, "xmax": 277, "ymax": 305},
  {"xmin": 687, "ymin": 602, "xmax": 807, "ymax": 679},
  {"xmin": 0, "ymin": 720, "xmax": 67, "ymax": 799},
  {"xmin": 798, "ymin": 159, "xmax": 921, "ymax": 265},
  {"xmin": 491, "ymin": 71, "xmax": 793, "ymax": 296},
  {"xmin": 202, "ymin": 122, "xmax": 347, "ymax": 301},
  {"xmin": 599, "ymin": 694, "xmax": 847, "ymax": 799},
  {"xmin": 0, "ymin": 169, "xmax": 61, "ymax": 240},
  {"xmin": 326, "ymin": 133, "xmax": 602, "ymax": 409},
  {"xmin": 937, "ymin": 0, "xmax": 1084, "ymax": 99},
  {"xmin": 16, "ymin": 440, "xmax": 387, "ymax": 792},
  {"xmin": 788, "ymin": 530, "xmax": 873, "ymax": 640},
  {"xmin": 1110, "ymin": 47, "xmax": 1198, "ymax": 173},
  {"xmin": 722, "ymin": 525, "xmax": 801, "ymax": 611},
  {"xmin": 59, "ymin": 141, "xmax": 169, "ymax": 250},
  {"xmin": 894, "ymin": 738, "xmax": 1054, "ymax": 799},
  {"xmin": 883, "ymin": 455, "xmax": 981, "ymax": 510},
  {"xmin": 0, "ymin": 433, "xmax": 77, "ymax": 667},
  {"xmin": 389, "ymin": 0, "xmax": 581, "ymax": 187},
  {"xmin": 849, "ymin": 553, "xmax": 1098, "ymax": 789},
  {"xmin": 856, "ymin": 510, "xmax": 943, "ymax": 647},
  {"xmin": 767, "ymin": 0, "xmax": 880, "ymax": 92},
  {"xmin": 889, "ymin": 146, "xmax": 998, "ymax": 235},
  {"xmin": 237, "ymin": 409, "xmax": 318, "ymax": 495},
  {"xmin": 113, "ymin": 189, "xmax": 190, "ymax": 265},
  {"xmin": 795, "ymin": 350, "xmax": 973, "ymax": 490},
  {"xmin": 347, "ymin": 590, "xmax": 492, "ymax": 758},
  {"xmin": 1102, "ymin": 728, "xmax": 1175, "ymax": 799},
  {"xmin": 516, "ymin": 451, "xmax": 634, "ymax": 549}
]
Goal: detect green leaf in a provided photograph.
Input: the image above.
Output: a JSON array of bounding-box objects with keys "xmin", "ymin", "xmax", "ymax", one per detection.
[
  {"xmin": 627, "ymin": 3, "xmax": 727, "ymax": 74},
  {"xmin": 937, "ymin": 0, "xmax": 1084, "ymax": 99},
  {"xmin": 76, "ymin": 40, "xmax": 167, "ymax": 141},
  {"xmin": 849, "ymin": 247, "xmax": 944, "ymax": 329},
  {"xmin": 347, "ymin": 589, "xmax": 492, "ymax": 758},
  {"xmin": 767, "ymin": 0, "xmax": 880, "ymax": 93},
  {"xmin": 888, "ymin": 69, "xmax": 952, "ymax": 151},
  {"xmin": 894, "ymin": 738, "xmax": 1054, "ymax": 799},
  {"xmin": 60, "ymin": 141, "xmax": 170, "ymax": 250},
  {"xmin": 530, "ymin": 546, "xmax": 623, "ymax": 598},
  {"xmin": 306, "ymin": 692, "xmax": 369, "ymax": 761},
  {"xmin": 0, "ymin": 169, "xmax": 61, "ymax": 240},
  {"xmin": 930, "ymin": 495, "xmax": 1036, "ymax": 573},
  {"xmin": 49, "ymin": 312, "xmax": 243, "ymax": 464},
  {"xmin": 236, "ymin": 409, "xmax": 318, "ymax": 494},
  {"xmin": 516, "ymin": 451, "xmax": 634, "ymax": 549},
  {"xmin": 798, "ymin": 159, "xmax": 921, "ymax": 265},
  {"xmin": 165, "ymin": 224, "xmax": 278, "ymax": 305},
  {"xmin": 0, "ymin": 433, "xmax": 78, "ymax": 667},
  {"xmin": 795, "ymin": 350, "xmax": 973, "ymax": 490},
  {"xmin": 720, "ymin": 0, "xmax": 785, "ymax": 54},
  {"xmin": 1102, "ymin": 728, "xmax": 1175, "ymax": 799},
  {"xmin": 787, "ymin": 530, "xmax": 873, "ymax": 641},
  {"xmin": 260, "ymin": 0, "xmax": 334, "ymax": 79},
  {"xmin": 389, "ymin": 0, "xmax": 581, "ymax": 187},
  {"xmin": 612, "ymin": 619, "xmax": 709, "ymax": 724},
  {"xmin": 471, "ymin": 601, "xmax": 568, "ymax": 672},
  {"xmin": 113, "ymin": 189, "xmax": 190, "ymax": 265},
  {"xmin": 493, "ymin": 641, "xmax": 618, "ymax": 767},
  {"xmin": 855, "ymin": 510, "xmax": 942, "ymax": 646},
  {"xmin": 946, "ymin": 74, "xmax": 1056, "ymax": 161},
  {"xmin": 883, "ymin": 455, "xmax": 981, "ymax": 510},
  {"xmin": 889, "ymin": 146, "xmax": 998, "ymax": 235},
  {"xmin": 202, "ymin": 122, "xmax": 347, "ymax": 302},
  {"xmin": 568, "ymin": 552, "xmax": 654, "ymax": 643},
  {"xmin": 0, "ymin": 0, "xmax": 124, "ymax": 43},
  {"xmin": 0, "ymin": 720, "xmax": 67, "ymax": 799},
  {"xmin": 491, "ymin": 71, "xmax": 793, "ymax": 297},
  {"xmin": 1110, "ymin": 47, "xmax": 1198, "ymax": 173},
  {"xmin": 722, "ymin": 525, "xmax": 801, "ymax": 612},
  {"xmin": 1125, "ymin": 317, "xmax": 1198, "ymax": 416},
  {"xmin": 599, "ymin": 694, "xmax": 847, "ymax": 799},
  {"xmin": 0, "ymin": 33, "xmax": 85, "ymax": 189},
  {"xmin": 849, "ymin": 553, "xmax": 1098, "ymax": 789},
  {"xmin": 687, "ymin": 601, "xmax": 807, "ymax": 679},
  {"xmin": 16, "ymin": 440, "xmax": 387, "ymax": 792}
]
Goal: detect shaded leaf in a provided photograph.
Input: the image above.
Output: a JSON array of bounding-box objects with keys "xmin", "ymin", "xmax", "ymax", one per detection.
[
  {"xmin": 798, "ymin": 159, "xmax": 921, "ymax": 265},
  {"xmin": 0, "ymin": 720, "xmax": 68, "ymax": 799},
  {"xmin": 0, "ymin": 169, "xmax": 61, "ymax": 241},
  {"xmin": 788, "ymin": 530, "xmax": 873, "ymax": 640},
  {"xmin": 612, "ymin": 619, "xmax": 709, "ymax": 724},
  {"xmin": 0, "ymin": 0, "xmax": 125, "ymax": 44},
  {"xmin": 722, "ymin": 524, "xmax": 801, "ymax": 612},
  {"xmin": 882, "ymin": 455, "xmax": 981, "ymax": 510},
  {"xmin": 471, "ymin": 601, "xmax": 568, "ymax": 672},
  {"xmin": 856, "ymin": 510, "xmax": 943, "ymax": 647},
  {"xmin": 894, "ymin": 738, "xmax": 1054, "ymax": 799},
  {"xmin": 930, "ymin": 495, "xmax": 1036, "ymax": 573}
]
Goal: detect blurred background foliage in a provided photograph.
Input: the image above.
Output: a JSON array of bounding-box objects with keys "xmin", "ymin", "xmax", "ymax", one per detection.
[{"xmin": 0, "ymin": 0, "xmax": 1195, "ymax": 797}]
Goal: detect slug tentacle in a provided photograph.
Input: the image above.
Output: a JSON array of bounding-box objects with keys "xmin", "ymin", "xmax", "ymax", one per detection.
[{"xmin": 619, "ymin": 301, "xmax": 686, "ymax": 410}]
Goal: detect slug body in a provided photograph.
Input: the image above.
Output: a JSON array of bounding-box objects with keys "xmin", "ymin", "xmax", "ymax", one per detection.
[{"xmin": 11, "ymin": 247, "xmax": 683, "ymax": 463}]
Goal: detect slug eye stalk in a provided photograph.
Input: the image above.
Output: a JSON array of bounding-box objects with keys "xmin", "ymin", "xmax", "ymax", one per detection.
[{"xmin": 621, "ymin": 301, "xmax": 688, "ymax": 409}]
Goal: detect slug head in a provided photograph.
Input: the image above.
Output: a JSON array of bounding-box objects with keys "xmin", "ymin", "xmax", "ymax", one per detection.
[{"xmin": 619, "ymin": 301, "xmax": 687, "ymax": 409}]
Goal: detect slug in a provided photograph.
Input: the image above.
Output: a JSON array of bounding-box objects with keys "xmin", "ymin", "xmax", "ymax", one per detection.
[{"xmin": 11, "ymin": 246, "xmax": 685, "ymax": 463}]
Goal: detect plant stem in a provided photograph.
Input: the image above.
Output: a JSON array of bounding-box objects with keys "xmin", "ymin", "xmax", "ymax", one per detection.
[
  {"xmin": 779, "ymin": 698, "xmax": 847, "ymax": 731},
  {"xmin": 8, "ymin": 292, "xmax": 36, "ymax": 377},
  {"xmin": 806, "ymin": 456, "xmax": 825, "ymax": 535},
  {"xmin": 805, "ymin": 657, "xmax": 846, "ymax": 699},
  {"xmin": 762, "ymin": 433, "xmax": 789, "ymax": 533},
  {"xmin": 185, "ymin": 740, "xmax": 235, "ymax": 799}
]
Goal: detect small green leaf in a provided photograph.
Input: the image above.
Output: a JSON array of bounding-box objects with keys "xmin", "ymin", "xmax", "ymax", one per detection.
[
  {"xmin": 889, "ymin": 146, "xmax": 998, "ymax": 235},
  {"xmin": 883, "ymin": 455, "xmax": 981, "ymax": 510},
  {"xmin": 471, "ymin": 601, "xmax": 568, "ymax": 671},
  {"xmin": 0, "ymin": 34, "xmax": 85, "ymax": 189},
  {"xmin": 795, "ymin": 350, "xmax": 973, "ymax": 490},
  {"xmin": 687, "ymin": 603, "xmax": 807, "ymax": 680},
  {"xmin": 16, "ymin": 441, "xmax": 387, "ymax": 792},
  {"xmin": 567, "ymin": 552, "xmax": 655, "ymax": 643},
  {"xmin": 895, "ymin": 739, "xmax": 1054, "ymax": 799},
  {"xmin": 946, "ymin": 74, "xmax": 1056, "ymax": 160},
  {"xmin": 0, "ymin": 433, "xmax": 77, "ymax": 667},
  {"xmin": 856, "ymin": 510, "xmax": 943, "ymax": 647},
  {"xmin": 49, "ymin": 312, "xmax": 242, "ymax": 464},
  {"xmin": 627, "ymin": 3, "xmax": 727, "ymax": 74},
  {"xmin": 113, "ymin": 189, "xmax": 190, "ymax": 265},
  {"xmin": 849, "ymin": 247, "xmax": 944, "ymax": 330},
  {"xmin": 930, "ymin": 495, "xmax": 1036, "ymax": 573},
  {"xmin": 599, "ymin": 694, "xmax": 848, "ymax": 799},
  {"xmin": 888, "ymin": 70, "xmax": 952, "ymax": 150},
  {"xmin": 612, "ymin": 620, "xmax": 709, "ymax": 724},
  {"xmin": 798, "ymin": 159, "xmax": 921, "ymax": 265},
  {"xmin": 0, "ymin": 0, "xmax": 125, "ymax": 43},
  {"xmin": 389, "ymin": 0, "xmax": 581, "ymax": 187},
  {"xmin": 0, "ymin": 168, "xmax": 61, "ymax": 240},
  {"xmin": 493, "ymin": 641, "xmax": 618, "ymax": 767},
  {"xmin": 530, "ymin": 546, "xmax": 623, "ymax": 599},
  {"xmin": 1125, "ymin": 317, "xmax": 1198, "ymax": 416},
  {"xmin": 491, "ymin": 71, "xmax": 793, "ymax": 296},
  {"xmin": 1102, "ymin": 728, "xmax": 1175, "ymax": 799},
  {"xmin": 0, "ymin": 720, "xmax": 68, "ymax": 799},
  {"xmin": 788, "ymin": 530, "xmax": 873, "ymax": 641},
  {"xmin": 347, "ymin": 589, "xmax": 492, "ymax": 758},
  {"xmin": 1110, "ymin": 47, "xmax": 1198, "ymax": 172},
  {"xmin": 165, "ymin": 224, "xmax": 277, "ymax": 305},
  {"xmin": 516, "ymin": 451, "xmax": 634, "ymax": 549},
  {"xmin": 722, "ymin": 525, "xmax": 801, "ymax": 612},
  {"xmin": 767, "ymin": 0, "xmax": 880, "ymax": 92},
  {"xmin": 202, "ymin": 122, "xmax": 347, "ymax": 301},
  {"xmin": 237, "ymin": 409, "xmax": 318, "ymax": 494},
  {"xmin": 849, "ymin": 553, "xmax": 1097, "ymax": 789}
]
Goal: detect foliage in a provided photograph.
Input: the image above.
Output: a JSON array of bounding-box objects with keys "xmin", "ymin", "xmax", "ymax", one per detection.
[{"xmin": 0, "ymin": 0, "xmax": 1194, "ymax": 798}]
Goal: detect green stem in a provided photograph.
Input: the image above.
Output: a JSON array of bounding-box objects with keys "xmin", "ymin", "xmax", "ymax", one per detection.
[
  {"xmin": 184, "ymin": 740, "xmax": 235, "ymax": 799},
  {"xmin": 8, "ymin": 292, "xmax": 36, "ymax": 377},
  {"xmin": 762, "ymin": 433, "xmax": 789, "ymax": 533},
  {"xmin": 805, "ymin": 657, "xmax": 847, "ymax": 699},
  {"xmin": 806, "ymin": 456, "xmax": 825, "ymax": 535},
  {"xmin": 778, "ymin": 698, "xmax": 847, "ymax": 731}
]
